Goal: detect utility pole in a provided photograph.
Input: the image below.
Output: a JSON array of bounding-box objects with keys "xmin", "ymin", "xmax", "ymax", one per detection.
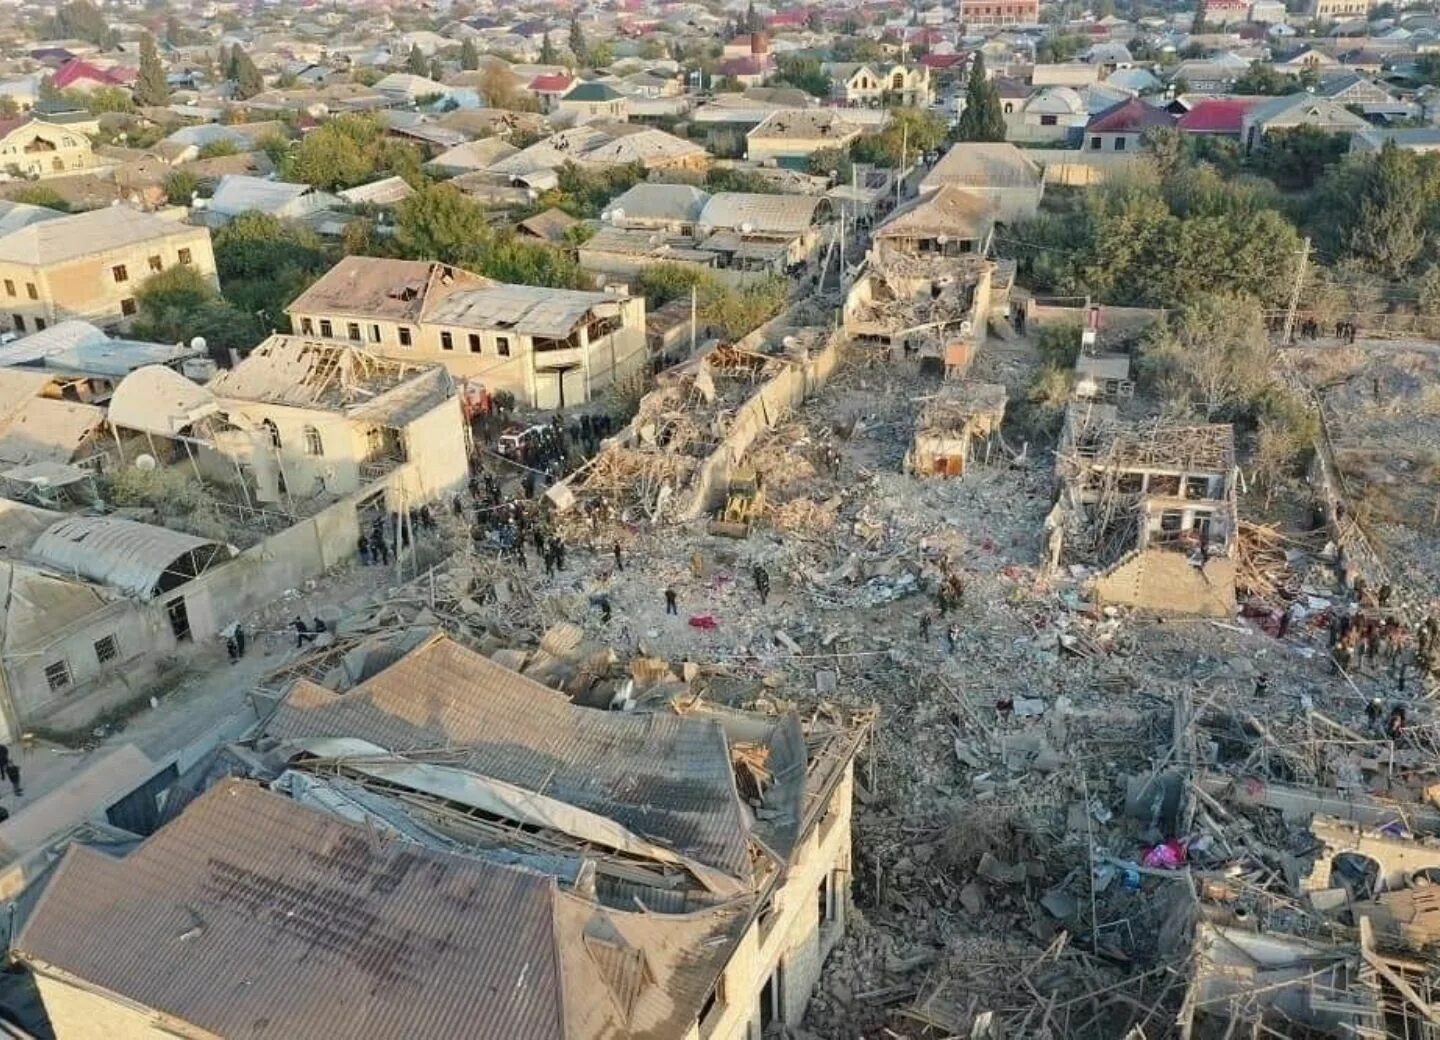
[
  {"xmin": 896, "ymin": 120, "xmax": 908, "ymax": 207},
  {"xmin": 1282, "ymin": 236, "xmax": 1311, "ymax": 346},
  {"xmin": 689, "ymin": 284, "xmax": 697, "ymax": 357}
]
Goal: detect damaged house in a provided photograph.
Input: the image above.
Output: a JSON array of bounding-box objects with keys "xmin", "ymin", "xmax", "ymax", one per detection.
[
  {"xmin": 287, "ymin": 257, "xmax": 648, "ymax": 410},
  {"xmin": 14, "ymin": 635, "xmax": 872, "ymax": 1040},
  {"xmin": 906, "ymin": 382, "xmax": 1008, "ymax": 478},
  {"xmin": 1054, "ymin": 407, "xmax": 1239, "ymax": 617}
]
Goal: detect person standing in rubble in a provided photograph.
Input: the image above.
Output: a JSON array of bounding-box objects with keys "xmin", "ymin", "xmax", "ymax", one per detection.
[
  {"xmin": 753, "ymin": 564, "xmax": 770, "ymax": 605},
  {"xmin": 1387, "ymin": 704, "xmax": 1407, "ymax": 742},
  {"xmin": 665, "ymin": 587, "xmax": 678, "ymax": 615},
  {"xmin": 0, "ymin": 746, "xmax": 21, "ymax": 797}
]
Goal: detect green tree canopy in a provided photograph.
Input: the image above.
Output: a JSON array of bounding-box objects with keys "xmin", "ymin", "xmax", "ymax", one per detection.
[
  {"xmin": 132, "ymin": 266, "xmax": 263, "ymax": 355},
  {"xmin": 163, "ymin": 169, "xmax": 199, "ymax": 205},
  {"xmin": 568, "ymin": 16, "xmax": 587, "ymax": 65},
  {"xmin": 393, "ymin": 183, "xmax": 489, "ymax": 265},
  {"xmin": 282, "ymin": 114, "xmax": 420, "ymax": 191},
  {"xmin": 956, "ymin": 54, "xmax": 1006, "ymax": 142},
  {"xmin": 1140, "ymin": 292, "xmax": 1274, "ymax": 419},
  {"xmin": 47, "ymin": 0, "xmax": 114, "ymax": 47},
  {"xmin": 406, "ymin": 45, "xmax": 429, "ymax": 76},
  {"xmin": 460, "ymin": 38, "xmax": 480, "ymax": 71},
  {"xmin": 135, "ymin": 34, "xmax": 170, "ymax": 108},
  {"xmin": 852, "ymin": 108, "xmax": 949, "ymax": 166},
  {"xmin": 1348, "ymin": 142, "xmax": 1426, "ymax": 280},
  {"xmin": 774, "ymin": 55, "xmax": 830, "ymax": 98},
  {"xmin": 229, "ymin": 45, "xmax": 264, "ymax": 100},
  {"xmin": 213, "ymin": 212, "xmax": 330, "ymax": 332}
]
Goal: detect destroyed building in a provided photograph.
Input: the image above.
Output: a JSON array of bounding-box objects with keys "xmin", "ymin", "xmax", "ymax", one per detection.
[
  {"xmin": 1055, "ymin": 408, "xmax": 1239, "ymax": 616},
  {"xmin": 906, "ymin": 381, "xmax": 1008, "ymax": 478},
  {"xmin": 13, "ymin": 635, "xmax": 872, "ymax": 1040}
]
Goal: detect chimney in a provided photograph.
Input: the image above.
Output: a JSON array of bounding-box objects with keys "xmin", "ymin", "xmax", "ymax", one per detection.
[{"xmin": 751, "ymin": 31, "xmax": 769, "ymax": 56}]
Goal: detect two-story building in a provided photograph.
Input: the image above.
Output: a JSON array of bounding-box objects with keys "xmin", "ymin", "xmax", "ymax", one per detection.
[
  {"xmin": 286, "ymin": 256, "xmax": 648, "ymax": 410},
  {"xmin": 824, "ymin": 62, "xmax": 933, "ymax": 108},
  {"xmin": 0, "ymin": 206, "xmax": 217, "ymax": 334}
]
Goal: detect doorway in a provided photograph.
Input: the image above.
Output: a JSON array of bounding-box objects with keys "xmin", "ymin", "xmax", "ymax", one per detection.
[{"xmin": 166, "ymin": 596, "xmax": 191, "ymax": 641}]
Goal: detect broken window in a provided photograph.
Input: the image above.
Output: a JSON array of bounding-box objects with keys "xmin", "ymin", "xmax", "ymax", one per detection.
[
  {"xmin": 262, "ymin": 419, "xmax": 281, "ymax": 449},
  {"xmin": 496, "ymin": 335, "xmax": 511, "ymax": 357},
  {"xmin": 120, "ymin": 298, "xmax": 136, "ymax": 317},
  {"xmin": 369, "ymin": 324, "xmax": 380, "ymax": 343},
  {"xmin": 1160, "ymin": 509, "xmax": 1183, "ymax": 534},
  {"xmin": 1148, "ymin": 474, "xmax": 1181, "ymax": 498},
  {"xmin": 303, "ymin": 425, "xmax": 324, "ymax": 457},
  {"xmin": 1185, "ymin": 475, "xmax": 1212, "ymax": 499},
  {"xmin": 347, "ymin": 323, "xmax": 361, "ymax": 342},
  {"xmin": 94, "ymin": 635, "xmax": 118, "ymax": 664},
  {"xmin": 4, "ymin": 280, "xmax": 14, "ymax": 297},
  {"xmin": 300, "ymin": 318, "xmax": 313, "ymax": 335},
  {"xmin": 468, "ymin": 333, "xmax": 481, "ymax": 354},
  {"xmin": 441, "ymin": 331, "xmax": 454, "ymax": 351},
  {"xmin": 148, "ymin": 255, "xmax": 163, "ymax": 272},
  {"xmin": 178, "ymin": 248, "xmax": 192, "ymax": 265},
  {"xmin": 398, "ymin": 327, "xmax": 412, "ymax": 347},
  {"xmin": 1116, "ymin": 472, "xmax": 1143, "ymax": 494},
  {"xmin": 26, "ymin": 283, "xmax": 36, "ymax": 300},
  {"xmin": 44, "ymin": 659, "xmax": 70, "ymax": 692},
  {"xmin": 319, "ymin": 319, "xmax": 333, "ymax": 338}
]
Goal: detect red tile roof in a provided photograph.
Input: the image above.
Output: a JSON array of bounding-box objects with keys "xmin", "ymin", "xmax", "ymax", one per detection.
[
  {"xmin": 52, "ymin": 58, "xmax": 135, "ymax": 89},
  {"xmin": 1176, "ymin": 97, "xmax": 1265, "ymax": 135},
  {"xmin": 921, "ymin": 53, "xmax": 966, "ymax": 69},
  {"xmin": 529, "ymin": 73, "xmax": 574, "ymax": 93},
  {"xmin": 1086, "ymin": 96, "xmax": 1176, "ymax": 134}
]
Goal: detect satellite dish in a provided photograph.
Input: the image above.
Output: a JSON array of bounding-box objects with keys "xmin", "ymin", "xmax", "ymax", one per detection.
[
  {"xmin": 740, "ymin": 221, "xmax": 754, "ymax": 234},
  {"xmin": 782, "ymin": 335, "xmax": 798, "ymax": 348},
  {"xmin": 190, "ymin": 336, "xmax": 207, "ymax": 352},
  {"xmin": 936, "ymin": 234, "xmax": 949, "ymax": 245},
  {"xmin": 610, "ymin": 207, "xmax": 625, "ymax": 223},
  {"xmin": 135, "ymin": 454, "xmax": 157, "ymax": 472}
]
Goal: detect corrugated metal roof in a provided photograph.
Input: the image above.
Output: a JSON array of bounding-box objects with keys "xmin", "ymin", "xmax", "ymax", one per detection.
[
  {"xmin": 697, "ymin": 191, "xmax": 825, "ymax": 235},
  {"xmin": 607, "ymin": 183, "xmax": 711, "ymax": 224},
  {"xmin": 208, "ymin": 174, "xmax": 314, "ymax": 217},
  {"xmin": 427, "ymin": 285, "xmax": 618, "ymax": 338},
  {"xmin": 30, "ymin": 515, "xmax": 232, "ymax": 599},
  {"xmin": 15, "ymin": 780, "xmax": 569, "ymax": 1040},
  {"xmin": 0, "ymin": 206, "xmax": 196, "ymax": 267},
  {"xmin": 0, "ymin": 558, "xmax": 114, "ymax": 654},
  {"xmin": 264, "ymin": 636, "xmax": 755, "ymax": 880}
]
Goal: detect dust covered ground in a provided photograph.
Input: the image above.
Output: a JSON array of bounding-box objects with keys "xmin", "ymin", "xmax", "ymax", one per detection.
[{"xmin": 393, "ymin": 329, "xmax": 1425, "ymax": 1039}]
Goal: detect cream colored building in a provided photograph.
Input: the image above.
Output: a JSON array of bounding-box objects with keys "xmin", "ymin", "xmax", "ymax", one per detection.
[
  {"xmin": 0, "ymin": 206, "xmax": 217, "ymax": 335},
  {"xmin": 0, "ymin": 118, "xmax": 95, "ymax": 179},
  {"xmin": 747, "ymin": 109, "xmax": 865, "ymax": 168},
  {"xmin": 1308, "ymin": 0, "xmax": 1373, "ymax": 19},
  {"xmin": 825, "ymin": 61, "xmax": 933, "ymax": 108},
  {"xmin": 287, "ymin": 257, "xmax": 648, "ymax": 410},
  {"xmin": 15, "ymin": 635, "xmax": 871, "ymax": 1040}
]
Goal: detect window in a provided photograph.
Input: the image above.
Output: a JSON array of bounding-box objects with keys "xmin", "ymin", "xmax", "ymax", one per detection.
[
  {"xmin": 468, "ymin": 333, "xmax": 481, "ymax": 354},
  {"xmin": 300, "ymin": 317, "xmax": 314, "ymax": 335},
  {"xmin": 1185, "ymin": 476, "xmax": 1212, "ymax": 499},
  {"xmin": 369, "ymin": 324, "xmax": 380, "ymax": 343},
  {"xmin": 496, "ymin": 335, "xmax": 511, "ymax": 357},
  {"xmin": 441, "ymin": 331, "xmax": 454, "ymax": 351},
  {"xmin": 11, "ymin": 315, "xmax": 22, "ymax": 332},
  {"xmin": 1090, "ymin": 135, "xmax": 1102, "ymax": 150},
  {"xmin": 25, "ymin": 283, "xmax": 36, "ymax": 300},
  {"xmin": 148, "ymin": 255, "xmax": 162, "ymax": 272},
  {"xmin": 94, "ymin": 635, "xmax": 119, "ymax": 664},
  {"xmin": 44, "ymin": 659, "xmax": 70, "ymax": 691},
  {"xmin": 818, "ymin": 872, "xmax": 836, "ymax": 925},
  {"xmin": 398, "ymin": 326, "xmax": 412, "ymax": 347},
  {"xmin": 1114, "ymin": 137, "xmax": 1126, "ymax": 151},
  {"xmin": 4, "ymin": 280, "xmax": 13, "ymax": 297},
  {"xmin": 112, "ymin": 264, "xmax": 128, "ymax": 283},
  {"xmin": 62, "ymin": 136, "xmax": 74, "ymax": 146},
  {"xmin": 1040, "ymin": 114, "xmax": 1058, "ymax": 126},
  {"xmin": 120, "ymin": 297, "xmax": 136, "ymax": 316},
  {"xmin": 262, "ymin": 419, "xmax": 281, "ymax": 448},
  {"xmin": 303, "ymin": 425, "xmax": 324, "ymax": 456},
  {"xmin": 347, "ymin": 322, "xmax": 361, "ymax": 342},
  {"xmin": 319, "ymin": 319, "xmax": 333, "ymax": 338},
  {"xmin": 34, "ymin": 317, "xmax": 44, "ymax": 330},
  {"xmin": 1160, "ymin": 509, "xmax": 1184, "ymax": 533},
  {"xmin": 178, "ymin": 247, "xmax": 192, "ymax": 265}
]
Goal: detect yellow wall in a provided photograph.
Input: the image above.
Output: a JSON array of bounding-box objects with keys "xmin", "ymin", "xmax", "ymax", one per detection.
[
  {"xmin": 0, "ymin": 224, "xmax": 217, "ymax": 333},
  {"xmin": 31, "ymin": 973, "xmax": 200, "ymax": 1040},
  {"xmin": 0, "ymin": 121, "xmax": 94, "ymax": 179}
]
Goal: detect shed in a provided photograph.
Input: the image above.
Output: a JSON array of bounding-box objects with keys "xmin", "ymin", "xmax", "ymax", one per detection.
[{"xmin": 30, "ymin": 515, "xmax": 233, "ymax": 599}]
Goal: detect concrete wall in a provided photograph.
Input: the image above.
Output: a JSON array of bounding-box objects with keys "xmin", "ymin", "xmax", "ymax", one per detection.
[
  {"xmin": 1092, "ymin": 549, "xmax": 1237, "ymax": 617},
  {"xmin": 0, "ymin": 225, "xmax": 218, "ymax": 334},
  {"xmin": 30, "ymin": 975, "xmax": 179, "ymax": 1040},
  {"xmin": 679, "ymin": 328, "xmax": 844, "ymax": 522},
  {"xmin": 0, "ymin": 121, "xmax": 93, "ymax": 178},
  {"xmin": 692, "ymin": 766, "xmax": 854, "ymax": 1040}
]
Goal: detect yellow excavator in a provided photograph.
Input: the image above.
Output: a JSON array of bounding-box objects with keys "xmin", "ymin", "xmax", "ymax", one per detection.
[{"xmin": 707, "ymin": 468, "xmax": 765, "ymax": 538}]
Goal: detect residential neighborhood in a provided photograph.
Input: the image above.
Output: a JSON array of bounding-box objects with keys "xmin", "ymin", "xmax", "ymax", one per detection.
[{"xmin": 0, "ymin": 0, "xmax": 1436, "ymax": 1038}]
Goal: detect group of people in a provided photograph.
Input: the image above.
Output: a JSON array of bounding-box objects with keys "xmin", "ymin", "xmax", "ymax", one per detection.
[
  {"xmin": 1288, "ymin": 317, "xmax": 1361, "ymax": 343},
  {"xmin": 1328, "ymin": 608, "xmax": 1414, "ymax": 688},
  {"xmin": 291, "ymin": 615, "xmax": 329, "ymax": 649},
  {"xmin": 357, "ymin": 507, "xmax": 438, "ymax": 567}
]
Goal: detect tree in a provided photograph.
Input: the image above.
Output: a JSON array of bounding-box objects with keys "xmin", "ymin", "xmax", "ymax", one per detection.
[
  {"xmin": 7, "ymin": 185, "xmax": 69, "ymax": 211},
  {"xmin": 135, "ymin": 34, "xmax": 170, "ymax": 108},
  {"xmin": 852, "ymin": 108, "xmax": 948, "ymax": 166},
  {"xmin": 479, "ymin": 64, "xmax": 518, "ymax": 108},
  {"xmin": 540, "ymin": 33, "xmax": 558, "ymax": 66},
  {"xmin": 131, "ymin": 266, "xmax": 263, "ymax": 354},
  {"xmin": 213, "ymin": 212, "xmax": 329, "ymax": 331},
  {"xmin": 956, "ymin": 54, "xmax": 1005, "ymax": 142},
  {"xmin": 774, "ymin": 55, "xmax": 831, "ymax": 98},
  {"xmin": 406, "ymin": 45, "xmax": 428, "ymax": 76},
  {"xmin": 1348, "ymin": 142, "xmax": 1425, "ymax": 279},
  {"xmin": 1250, "ymin": 126, "xmax": 1350, "ymax": 190},
  {"xmin": 460, "ymin": 38, "xmax": 480, "ymax": 71},
  {"xmin": 230, "ymin": 45, "xmax": 264, "ymax": 100},
  {"xmin": 78, "ymin": 86, "xmax": 135, "ymax": 114},
  {"xmin": 589, "ymin": 41, "xmax": 615, "ymax": 68},
  {"xmin": 282, "ymin": 114, "xmax": 407, "ymax": 191},
  {"xmin": 394, "ymin": 183, "xmax": 489, "ymax": 264},
  {"xmin": 1234, "ymin": 61, "xmax": 1301, "ymax": 96},
  {"xmin": 1417, "ymin": 264, "xmax": 1440, "ymax": 317},
  {"xmin": 163, "ymin": 169, "xmax": 199, "ymax": 206},
  {"xmin": 197, "ymin": 138, "xmax": 240, "ymax": 159},
  {"xmin": 568, "ymin": 15, "xmax": 587, "ymax": 65},
  {"xmin": 429, "ymin": 58, "xmax": 445, "ymax": 82},
  {"xmin": 1141, "ymin": 292, "xmax": 1273, "ymax": 419},
  {"xmin": 47, "ymin": 0, "xmax": 114, "ymax": 47},
  {"xmin": 1141, "ymin": 126, "xmax": 1186, "ymax": 180},
  {"xmin": 808, "ymin": 146, "xmax": 853, "ymax": 183}
]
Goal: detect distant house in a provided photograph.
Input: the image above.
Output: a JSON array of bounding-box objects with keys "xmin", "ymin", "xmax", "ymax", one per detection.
[
  {"xmin": 920, "ymin": 142, "xmax": 1044, "ymax": 221},
  {"xmin": 152, "ymin": 121, "xmax": 286, "ymax": 164},
  {"xmin": 515, "ymin": 207, "xmax": 579, "ymax": 243},
  {"xmin": 424, "ymin": 137, "xmax": 519, "ymax": 176},
  {"xmin": 1176, "ymin": 97, "xmax": 1265, "ymax": 138},
  {"xmin": 603, "ymin": 183, "xmax": 710, "ymax": 233},
  {"xmin": 824, "ymin": 62, "xmax": 933, "ymax": 108},
  {"xmin": 957, "ymin": 0, "xmax": 1040, "ymax": 27},
  {"xmin": 1308, "ymin": 0, "xmax": 1374, "ymax": 20},
  {"xmin": 716, "ymin": 56, "xmax": 772, "ymax": 89},
  {"xmin": 0, "ymin": 119, "xmax": 95, "ymax": 179},
  {"xmin": 201, "ymin": 174, "xmax": 340, "ymax": 227},
  {"xmin": 746, "ymin": 109, "xmax": 864, "ymax": 168},
  {"xmin": 556, "ymin": 81, "xmax": 630, "ymax": 123},
  {"xmin": 695, "ymin": 191, "xmax": 829, "ymax": 269},
  {"xmin": 50, "ymin": 58, "xmax": 135, "ymax": 94},
  {"xmin": 527, "ymin": 73, "xmax": 574, "ymax": 113},
  {"xmin": 1350, "ymin": 126, "xmax": 1440, "ymax": 154},
  {"xmin": 1240, "ymin": 93, "xmax": 1370, "ymax": 151},
  {"xmin": 1005, "ymin": 86, "xmax": 1088, "ymax": 143},
  {"xmin": 1083, "ymin": 96, "xmax": 1176, "ymax": 152},
  {"xmin": 371, "ymin": 72, "xmax": 449, "ymax": 106}
]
